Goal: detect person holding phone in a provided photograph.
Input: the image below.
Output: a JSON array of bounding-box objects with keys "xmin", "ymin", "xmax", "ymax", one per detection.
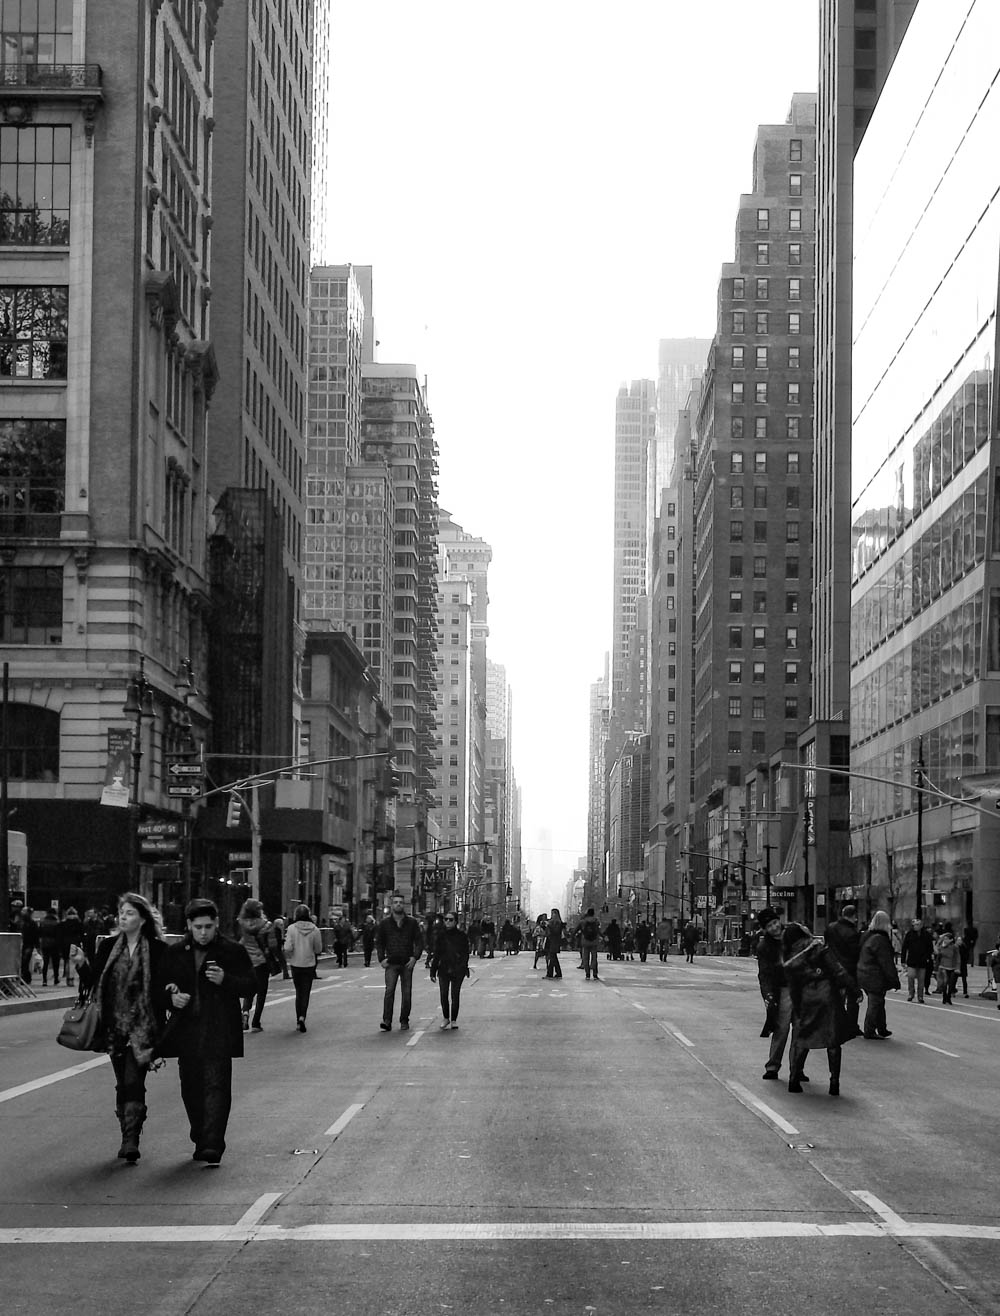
[{"xmin": 161, "ymin": 898, "xmax": 255, "ymax": 1165}]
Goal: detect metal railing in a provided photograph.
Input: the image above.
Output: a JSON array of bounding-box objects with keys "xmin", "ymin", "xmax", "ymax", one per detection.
[{"xmin": 0, "ymin": 63, "xmax": 103, "ymax": 91}]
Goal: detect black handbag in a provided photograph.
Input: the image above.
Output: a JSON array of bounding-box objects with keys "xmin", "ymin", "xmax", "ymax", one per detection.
[{"xmin": 56, "ymin": 996, "xmax": 104, "ymax": 1052}]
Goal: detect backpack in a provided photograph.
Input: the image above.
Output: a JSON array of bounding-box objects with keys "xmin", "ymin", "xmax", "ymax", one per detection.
[
  {"xmin": 256, "ymin": 923, "xmax": 282, "ymax": 976},
  {"xmin": 582, "ymin": 917, "xmax": 600, "ymax": 942}
]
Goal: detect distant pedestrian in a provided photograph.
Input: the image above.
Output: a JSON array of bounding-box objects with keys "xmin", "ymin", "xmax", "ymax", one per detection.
[
  {"xmin": 901, "ymin": 917, "xmax": 934, "ymax": 1002},
  {"xmin": 579, "ymin": 907, "xmax": 601, "ymax": 981},
  {"xmin": 17, "ymin": 907, "xmax": 38, "ymax": 983},
  {"xmin": 656, "ymin": 917, "xmax": 671, "ymax": 961},
  {"xmin": 825, "ymin": 904, "xmax": 862, "ymax": 1040},
  {"xmin": 161, "ymin": 898, "xmax": 256, "ymax": 1165},
  {"xmin": 271, "ymin": 915, "xmax": 290, "ymax": 979},
  {"xmin": 428, "ymin": 911, "xmax": 470, "ymax": 1029},
  {"xmin": 361, "ymin": 913, "xmax": 377, "ymax": 967},
  {"xmin": 376, "ymin": 892, "xmax": 425, "ymax": 1031},
  {"xmin": 332, "ymin": 912, "xmax": 353, "ymax": 968},
  {"xmin": 934, "ymin": 922, "xmax": 960, "ymax": 1004},
  {"xmin": 682, "ymin": 920, "xmax": 699, "ymax": 963},
  {"xmin": 467, "ymin": 917, "xmax": 483, "ymax": 959},
  {"xmin": 782, "ymin": 921, "xmax": 862, "ymax": 1096},
  {"xmin": 959, "ymin": 923, "xmax": 978, "ymax": 998},
  {"xmin": 531, "ymin": 915, "xmax": 548, "ymax": 969},
  {"xmin": 857, "ymin": 910, "xmax": 900, "ymax": 1038},
  {"xmin": 84, "ymin": 892, "xmax": 170, "ymax": 1163},
  {"xmin": 606, "ymin": 918, "xmax": 622, "ymax": 962},
  {"xmin": 480, "ymin": 915, "xmax": 496, "ymax": 958},
  {"xmin": 756, "ymin": 906, "xmax": 794, "ymax": 1083},
  {"xmin": 500, "ymin": 918, "xmax": 516, "ymax": 955},
  {"xmin": 544, "ymin": 908, "xmax": 564, "ymax": 979},
  {"xmin": 890, "ymin": 921, "xmax": 902, "ymax": 964},
  {"xmin": 283, "ymin": 903, "xmax": 323, "ymax": 1032},
  {"xmin": 235, "ymin": 898, "xmax": 276, "ymax": 1033},
  {"xmin": 38, "ymin": 909, "xmax": 61, "ymax": 985},
  {"xmin": 636, "ymin": 919, "xmax": 652, "ymax": 963},
  {"xmin": 59, "ymin": 907, "xmax": 84, "ymax": 987}
]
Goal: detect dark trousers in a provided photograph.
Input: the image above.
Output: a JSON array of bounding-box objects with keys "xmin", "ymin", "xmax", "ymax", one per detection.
[
  {"xmin": 20, "ymin": 945, "xmax": 33, "ymax": 983},
  {"xmin": 383, "ymin": 962, "xmax": 414, "ymax": 1024},
  {"xmin": 41, "ymin": 947, "xmax": 60, "ymax": 983},
  {"xmin": 545, "ymin": 950, "xmax": 562, "ymax": 978},
  {"xmin": 582, "ymin": 945, "xmax": 599, "ymax": 978},
  {"xmin": 438, "ymin": 971, "xmax": 464, "ymax": 1022},
  {"xmin": 242, "ymin": 963, "xmax": 269, "ymax": 1026},
  {"xmin": 291, "ymin": 965, "xmax": 315, "ymax": 1020},
  {"xmin": 863, "ymin": 990, "xmax": 887, "ymax": 1036},
  {"xmin": 178, "ymin": 1051, "xmax": 233, "ymax": 1154},
  {"xmin": 362, "ymin": 940, "xmax": 374, "ymax": 966},
  {"xmin": 110, "ymin": 1047, "xmax": 148, "ymax": 1106},
  {"xmin": 335, "ymin": 944, "xmax": 348, "ymax": 967}
]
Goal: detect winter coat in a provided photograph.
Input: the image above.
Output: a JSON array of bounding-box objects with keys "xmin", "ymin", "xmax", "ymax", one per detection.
[
  {"xmin": 856, "ymin": 929, "xmax": 901, "ymax": 994},
  {"xmin": 38, "ymin": 912, "xmax": 60, "ymax": 950},
  {"xmin": 236, "ymin": 915, "xmax": 276, "ymax": 969},
  {"xmin": 756, "ymin": 930, "xmax": 786, "ymax": 1000},
  {"xmin": 782, "ymin": 933, "xmax": 858, "ymax": 1050},
  {"xmin": 428, "ymin": 927, "xmax": 470, "ymax": 979},
  {"xmin": 375, "ymin": 914, "xmax": 425, "ymax": 966},
  {"xmin": 160, "ymin": 933, "xmax": 256, "ymax": 1060},
  {"xmin": 636, "ymin": 923, "xmax": 652, "ymax": 950},
  {"xmin": 825, "ymin": 917, "xmax": 862, "ymax": 974},
  {"xmin": 580, "ymin": 914, "xmax": 601, "ymax": 946},
  {"xmin": 935, "ymin": 932, "xmax": 960, "ymax": 972},
  {"xmin": 59, "ymin": 914, "xmax": 84, "ymax": 954},
  {"xmin": 900, "ymin": 926, "xmax": 935, "ymax": 968},
  {"xmin": 283, "ymin": 919, "xmax": 322, "ymax": 969}
]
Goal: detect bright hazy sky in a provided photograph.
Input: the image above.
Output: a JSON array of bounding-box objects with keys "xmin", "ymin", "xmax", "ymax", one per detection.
[{"xmin": 325, "ymin": 1, "xmax": 819, "ymax": 911}]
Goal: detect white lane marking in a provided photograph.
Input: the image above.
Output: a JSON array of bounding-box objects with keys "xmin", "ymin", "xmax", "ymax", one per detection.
[
  {"xmin": 916, "ymin": 1041, "xmax": 961, "ymax": 1058},
  {"xmin": 406, "ymin": 1029, "xmax": 424, "ymax": 1048},
  {"xmin": 234, "ymin": 1194, "xmax": 282, "ymax": 1229},
  {"xmin": 669, "ymin": 1028, "xmax": 694, "ymax": 1047},
  {"xmin": 852, "ymin": 1191, "xmax": 909, "ymax": 1231},
  {"xmin": 325, "ymin": 1103, "xmax": 364, "ymax": 1139},
  {"xmin": 632, "ymin": 1002, "xmax": 648, "ymax": 1012},
  {"xmin": 0, "ymin": 1054, "xmax": 108, "ymax": 1106},
  {"xmin": 727, "ymin": 1081, "xmax": 800, "ymax": 1137}
]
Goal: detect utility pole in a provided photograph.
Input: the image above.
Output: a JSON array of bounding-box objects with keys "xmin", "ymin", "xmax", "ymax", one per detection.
[
  {"xmin": 0, "ymin": 663, "xmax": 8, "ymax": 933},
  {"xmin": 915, "ymin": 735, "xmax": 924, "ymax": 920}
]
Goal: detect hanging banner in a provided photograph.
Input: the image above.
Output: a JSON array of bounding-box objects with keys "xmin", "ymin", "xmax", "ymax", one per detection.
[{"xmin": 100, "ymin": 727, "xmax": 132, "ymax": 808}]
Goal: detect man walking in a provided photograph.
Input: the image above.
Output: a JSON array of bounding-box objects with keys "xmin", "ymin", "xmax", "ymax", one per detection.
[
  {"xmin": 579, "ymin": 907, "xmax": 602, "ymax": 980},
  {"xmin": 162, "ymin": 898, "xmax": 256, "ymax": 1165},
  {"xmin": 900, "ymin": 916, "xmax": 934, "ymax": 1003},
  {"xmin": 756, "ymin": 906, "xmax": 799, "ymax": 1083},
  {"xmin": 376, "ymin": 892, "xmax": 425, "ymax": 1031},
  {"xmin": 825, "ymin": 904, "xmax": 862, "ymax": 1039}
]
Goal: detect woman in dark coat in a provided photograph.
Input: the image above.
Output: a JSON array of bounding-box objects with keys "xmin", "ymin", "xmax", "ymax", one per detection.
[
  {"xmin": 428, "ymin": 912, "xmax": 471, "ymax": 1029},
  {"xmin": 857, "ymin": 910, "xmax": 901, "ymax": 1037},
  {"xmin": 87, "ymin": 892, "xmax": 170, "ymax": 1162},
  {"xmin": 545, "ymin": 909, "xmax": 564, "ymax": 979},
  {"xmin": 781, "ymin": 922, "xmax": 862, "ymax": 1096}
]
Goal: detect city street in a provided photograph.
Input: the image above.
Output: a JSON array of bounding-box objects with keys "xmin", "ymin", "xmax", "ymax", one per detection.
[{"xmin": 1, "ymin": 952, "xmax": 998, "ymax": 1316}]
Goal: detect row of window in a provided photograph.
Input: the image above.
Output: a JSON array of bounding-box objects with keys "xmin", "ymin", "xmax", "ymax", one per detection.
[
  {"xmin": 731, "ymin": 417, "xmax": 805, "ymax": 443},
  {"xmin": 0, "ymin": 284, "xmax": 68, "ymax": 380},
  {"xmin": 727, "ymin": 582, "xmax": 801, "ymax": 611},
  {"xmin": 728, "ymin": 694, "xmax": 800, "ymax": 718},
  {"xmin": 749, "ymin": 242, "xmax": 804, "ymax": 266},
  {"xmin": 732, "ymin": 311, "xmax": 804, "ymax": 336},
  {"xmin": 0, "ymin": 125, "xmax": 71, "ymax": 246},
  {"xmin": 730, "ymin": 451, "xmax": 802, "ymax": 474},
  {"xmin": 733, "ymin": 277, "xmax": 806, "ymax": 303},
  {"xmin": 730, "ymin": 485, "xmax": 799, "ymax": 509},
  {"xmin": 729, "ymin": 660, "xmax": 800, "ymax": 683}
]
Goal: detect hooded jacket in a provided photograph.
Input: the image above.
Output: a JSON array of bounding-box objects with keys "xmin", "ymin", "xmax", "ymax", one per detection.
[{"xmin": 283, "ymin": 918, "xmax": 322, "ymax": 969}]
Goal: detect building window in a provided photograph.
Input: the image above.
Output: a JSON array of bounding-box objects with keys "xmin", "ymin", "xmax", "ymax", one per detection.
[
  {"xmin": 728, "ymin": 731, "xmax": 742, "ymax": 754},
  {"xmin": 784, "ymin": 697, "xmax": 799, "ymax": 719},
  {"xmin": 753, "ymin": 521, "xmax": 767, "ymax": 543},
  {"xmin": 752, "ymin": 627, "xmax": 766, "ymax": 648},
  {"xmin": 789, "ymin": 138, "xmax": 802, "ymax": 162},
  {"xmin": 786, "ymin": 626, "xmax": 799, "ymax": 648},
  {"xmin": 787, "ymin": 382, "xmax": 801, "ymax": 405},
  {"xmin": 755, "ymin": 381, "xmax": 767, "ymax": 405},
  {"xmin": 0, "ymin": 4, "xmax": 73, "ymax": 64},
  {"xmin": 788, "ymin": 278, "xmax": 801, "ymax": 301},
  {"xmin": 730, "ymin": 521, "xmax": 744, "ymax": 542},
  {"xmin": 731, "ymin": 381, "xmax": 744, "ymax": 403},
  {"xmin": 754, "ymin": 452, "xmax": 767, "ymax": 474},
  {"xmin": 753, "ymin": 556, "xmax": 767, "ymax": 578},
  {"xmin": 752, "ymin": 731, "xmax": 766, "ymax": 753},
  {"xmin": 732, "ymin": 346, "xmax": 745, "ymax": 368},
  {"xmin": 0, "ymin": 126, "xmax": 71, "ymax": 245},
  {"xmin": 0, "ymin": 564, "xmax": 61, "ymax": 643},
  {"xmin": 728, "ymin": 626, "xmax": 743, "ymax": 649},
  {"xmin": 787, "ymin": 452, "xmax": 800, "ymax": 473},
  {"xmin": 730, "ymin": 453, "xmax": 744, "ymax": 474},
  {"xmin": 752, "ymin": 661, "xmax": 766, "ymax": 682},
  {"xmin": 756, "ymin": 208, "xmax": 769, "ymax": 231},
  {"xmin": 753, "ymin": 590, "xmax": 767, "ymax": 613},
  {"xmin": 789, "ymin": 208, "xmax": 802, "ymax": 232},
  {"xmin": 786, "ymin": 521, "xmax": 800, "ymax": 542},
  {"xmin": 785, "ymin": 662, "xmax": 799, "ymax": 683},
  {"xmin": 733, "ymin": 277, "xmax": 745, "ymax": 298},
  {"xmin": 786, "ymin": 556, "xmax": 800, "ymax": 579},
  {"xmin": 755, "ymin": 311, "xmax": 768, "ymax": 335},
  {"xmin": 729, "ymin": 660, "xmax": 743, "ymax": 682},
  {"xmin": 753, "ymin": 486, "xmax": 768, "ymax": 508},
  {"xmin": 756, "ymin": 242, "xmax": 769, "ymax": 265},
  {"xmin": 732, "ymin": 310, "xmax": 745, "ymax": 334},
  {"xmin": 729, "ymin": 590, "xmax": 743, "ymax": 613},
  {"xmin": 788, "ymin": 346, "xmax": 800, "ymax": 368},
  {"xmin": 752, "ymin": 697, "xmax": 766, "ymax": 720},
  {"xmin": 730, "ymin": 487, "xmax": 744, "ymax": 508},
  {"xmin": 7, "ymin": 702, "xmax": 58, "ymax": 779},
  {"xmin": 0, "ymin": 418, "xmax": 65, "ymax": 535},
  {"xmin": 731, "ymin": 416, "xmax": 745, "ymax": 439},
  {"xmin": 729, "ymin": 555, "xmax": 743, "ymax": 577},
  {"xmin": 754, "ymin": 416, "xmax": 767, "ymax": 439},
  {"xmin": 755, "ymin": 347, "xmax": 768, "ymax": 370},
  {"xmin": 788, "ymin": 242, "xmax": 802, "ymax": 266},
  {"xmin": 728, "ymin": 696, "xmax": 742, "ymax": 717},
  {"xmin": 756, "ymin": 278, "xmax": 769, "ymax": 299},
  {"xmin": 789, "ymin": 173, "xmax": 802, "ymax": 197},
  {"xmin": 788, "ymin": 312, "xmax": 801, "ymax": 334},
  {"xmin": 786, "ymin": 486, "xmax": 800, "ymax": 509},
  {"xmin": 786, "ymin": 592, "xmax": 799, "ymax": 613},
  {"xmin": 0, "ymin": 285, "xmax": 68, "ymax": 379}
]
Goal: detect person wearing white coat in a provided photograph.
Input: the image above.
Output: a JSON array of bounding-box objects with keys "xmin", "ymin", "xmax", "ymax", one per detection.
[{"xmin": 283, "ymin": 904, "xmax": 323, "ymax": 1032}]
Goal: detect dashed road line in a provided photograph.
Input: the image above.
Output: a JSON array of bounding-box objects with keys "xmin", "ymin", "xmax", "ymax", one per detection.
[
  {"xmin": 916, "ymin": 1041, "xmax": 960, "ymax": 1058},
  {"xmin": 726, "ymin": 1080, "xmax": 800, "ymax": 1137},
  {"xmin": 405, "ymin": 1028, "xmax": 425, "ymax": 1048},
  {"xmin": 324, "ymin": 1103, "xmax": 365, "ymax": 1139},
  {"xmin": 0, "ymin": 1054, "xmax": 108, "ymax": 1105}
]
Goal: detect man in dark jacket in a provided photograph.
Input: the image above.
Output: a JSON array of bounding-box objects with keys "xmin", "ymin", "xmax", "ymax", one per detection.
[
  {"xmin": 375, "ymin": 891, "xmax": 425, "ymax": 1031},
  {"xmin": 825, "ymin": 905, "xmax": 862, "ymax": 1039},
  {"xmin": 900, "ymin": 916, "xmax": 935, "ymax": 1003},
  {"xmin": 162, "ymin": 898, "xmax": 256, "ymax": 1165},
  {"xmin": 756, "ymin": 906, "xmax": 800, "ymax": 1082}
]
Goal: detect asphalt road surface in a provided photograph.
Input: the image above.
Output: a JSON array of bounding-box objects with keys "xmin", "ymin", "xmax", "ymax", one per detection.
[{"xmin": 1, "ymin": 952, "xmax": 998, "ymax": 1315}]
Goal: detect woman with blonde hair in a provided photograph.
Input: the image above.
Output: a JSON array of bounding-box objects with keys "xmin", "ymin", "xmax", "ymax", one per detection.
[{"xmin": 857, "ymin": 909, "xmax": 901, "ymax": 1039}]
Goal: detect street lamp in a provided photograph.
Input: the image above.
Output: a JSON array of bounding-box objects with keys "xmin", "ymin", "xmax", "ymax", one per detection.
[{"xmin": 122, "ymin": 657, "xmax": 155, "ymax": 885}]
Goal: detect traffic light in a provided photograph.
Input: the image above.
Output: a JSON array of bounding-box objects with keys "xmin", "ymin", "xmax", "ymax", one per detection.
[
  {"xmin": 482, "ymin": 842, "xmax": 492, "ymax": 865},
  {"xmin": 225, "ymin": 791, "xmax": 243, "ymax": 828},
  {"xmin": 384, "ymin": 757, "xmax": 402, "ymax": 795}
]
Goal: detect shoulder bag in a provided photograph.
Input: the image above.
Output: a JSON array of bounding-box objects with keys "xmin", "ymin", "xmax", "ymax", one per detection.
[{"xmin": 56, "ymin": 994, "xmax": 104, "ymax": 1052}]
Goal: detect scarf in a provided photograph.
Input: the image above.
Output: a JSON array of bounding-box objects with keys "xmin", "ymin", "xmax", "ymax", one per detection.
[{"xmin": 99, "ymin": 933, "xmax": 160, "ymax": 1067}]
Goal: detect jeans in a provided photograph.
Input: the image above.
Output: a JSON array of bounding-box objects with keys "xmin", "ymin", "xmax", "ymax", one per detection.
[
  {"xmin": 863, "ymin": 990, "xmax": 887, "ymax": 1036},
  {"xmin": 242, "ymin": 963, "xmax": 269, "ymax": 1027},
  {"xmin": 383, "ymin": 961, "xmax": 415, "ymax": 1024},
  {"xmin": 291, "ymin": 965, "xmax": 314, "ymax": 1020},
  {"xmin": 582, "ymin": 944, "xmax": 599, "ymax": 978},
  {"xmin": 110, "ymin": 1047, "xmax": 148, "ymax": 1106},
  {"xmin": 545, "ymin": 950, "xmax": 562, "ymax": 978},
  {"xmin": 905, "ymin": 965, "xmax": 925, "ymax": 1001},
  {"xmin": 764, "ymin": 986, "xmax": 792, "ymax": 1075},
  {"xmin": 41, "ymin": 947, "xmax": 59, "ymax": 983},
  {"xmin": 437, "ymin": 971, "xmax": 464, "ymax": 1022},
  {"xmin": 178, "ymin": 1051, "xmax": 233, "ymax": 1154}
]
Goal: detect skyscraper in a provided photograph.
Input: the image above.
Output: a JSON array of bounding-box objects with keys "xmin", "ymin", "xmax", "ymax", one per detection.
[{"xmin": 611, "ymin": 379, "xmax": 656, "ymax": 728}]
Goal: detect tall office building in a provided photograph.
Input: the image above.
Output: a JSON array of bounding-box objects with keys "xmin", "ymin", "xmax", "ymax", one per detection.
[
  {"xmin": 850, "ymin": 0, "xmax": 1000, "ymax": 939},
  {"xmin": 587, "ymin": 656, "xmax": 610, "ymax": 901},
  {"xmin": 691, "ymin": 94, "xmax": 817, "ymax": 813},
  {"xmin": 310, "ymin": 0, "xmax": 332, "ymax": 265},
  {"xmin": 0, "ymin": 3, "xmax": 218, "ymax": 912},
  {"xmin": 649, "ymin": 339, "xmax": 710, "ymax": 553},
  {"xmin": 209, "ymin": 0, "xmax": 315, "ymax": 776},
  {"xmin": 611, "ymin": 380, "xmax": 657, "ymax": 728}
]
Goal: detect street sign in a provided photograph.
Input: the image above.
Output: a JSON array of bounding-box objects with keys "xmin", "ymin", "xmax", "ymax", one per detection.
[
  {"xmin": 137, "ymin": 820, "xmax": 182, "ymax": 839},
  {"xmin": 140, "ymin": 838, "xmax": 181, "ymax": 855},
  {"xmin": 167, "ymin": 761, "xmax": 203, "ymax": 777},
  {"xmin": 167, "ymin": 783, "xmax": 201, "ymax": 798}
]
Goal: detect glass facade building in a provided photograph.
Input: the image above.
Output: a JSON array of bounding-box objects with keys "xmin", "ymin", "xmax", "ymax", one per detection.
[{"xmin": 850, "ymin": 0, "xmax": 1000, "ymax": 931}]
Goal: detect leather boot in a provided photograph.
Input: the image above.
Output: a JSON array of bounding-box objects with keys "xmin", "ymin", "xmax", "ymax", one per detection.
[
  {"xmin": 828, "ymin": 1047, "xmax": 842, "ymax": 1096},
  {"xmin": 121, "ymin": 1102, "xmax": 147, "ymax": 1163},
  {"xmin": 788, "ymin": 1044, "xmax": 806, "ymax": 1092},
  {"xmin": 115, "ymin": 1106, "xmax": 127, "ymax": 1159}
]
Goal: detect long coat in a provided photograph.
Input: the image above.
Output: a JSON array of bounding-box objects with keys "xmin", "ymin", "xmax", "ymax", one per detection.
[
  {"xmin": 857, "ymin": 929, "xmax": 901, "ymax": 994},
  {"xmin": 783, "ymin": 934, "xmax": 858, "ymax": 1049},
  {"xmin": 160, "ymin": 933, "xmax": 255, "ymax": 1060}
]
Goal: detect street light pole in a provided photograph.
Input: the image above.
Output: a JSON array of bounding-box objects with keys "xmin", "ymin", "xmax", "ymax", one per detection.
[
  {"xmin": 123, "ymin": 658, "xmax": 154, "ymax": 887},
  {"xmin": 915, "ymin": 735, "xmax": 924, "ymax": 920}
]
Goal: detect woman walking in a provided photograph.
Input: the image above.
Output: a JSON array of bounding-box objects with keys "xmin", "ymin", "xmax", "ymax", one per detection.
[
  {"xmin": 934, "ymin": 922, "xmax": 960, "ymax": 1004},
  {"xmin": 283, "ymin": 904, "xmax": 322, "ymax": 1031},
  {"xmin": 781, "ymin": 921, "xmax": 861, "ymax": 1096},
  {"xmin": 858, "ymin": 910, "xmax": 901, "ymax": 1036},
  {"xmin": 85, "ymin": 892, "xmax": 169, "ymax": 1163},
  {"xmin": 428, "ymin": 912, "xmax": 471, "ymax": 1029},
  {"xmin": 545, "ymin": 908, "xmax": 564, "ymax": 979},
  {"xmin": 236, "ymin": 898, "xmax": 276, "ymax": 1032}
]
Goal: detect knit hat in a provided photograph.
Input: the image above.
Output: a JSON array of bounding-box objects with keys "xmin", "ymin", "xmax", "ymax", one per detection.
[
  {"xmin": 840, "ymin": 904, "xmax": 857, "ymax": 921},
  {"xmin": 756, "ymin": 906, "xmax": 780, "ymax": 929}
]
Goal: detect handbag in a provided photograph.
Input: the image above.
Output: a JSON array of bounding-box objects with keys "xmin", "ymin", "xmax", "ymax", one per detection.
[
  {"xmin": 56, "ymin": 996, "xmax": 104, "ymax": 1052},
  {"xmin": 257, "ymin": 925, "xmax": 282, "ymax": 977}
]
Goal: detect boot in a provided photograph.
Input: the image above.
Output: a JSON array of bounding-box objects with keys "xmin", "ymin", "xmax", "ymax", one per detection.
[
  {"xmin": 788, "ymin": 1044, "xmax": 806, "ymax": 1093},
  {"xmin": 115, "ymin": 1105, "xmax": 127, "ymax": 1159},
  {"xmin": 828, "ymin": 1047, "xmax": 842, "ymax": 1097},
  {"xmin": 120, "ymin": 1102, "xmax": 147, "ymax": 1163}
]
